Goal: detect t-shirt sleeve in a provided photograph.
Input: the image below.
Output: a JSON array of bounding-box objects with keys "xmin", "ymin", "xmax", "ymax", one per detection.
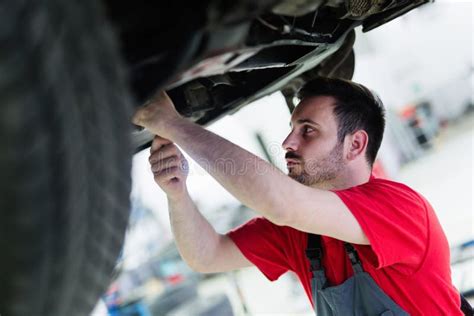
[
  {"xmin": 227, "ymin": 217, "xmax": 290, "ymax": 281},
  {"xmin": 334, "ymin": 180, "xmax": 429, "ymax": 273}
]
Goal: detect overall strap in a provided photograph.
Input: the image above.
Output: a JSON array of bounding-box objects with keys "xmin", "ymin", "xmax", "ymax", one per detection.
[
  {"xmin": 460, "ymin": 293, "xmax": 473, "ymax": 315},
  {"xmin": 305, "ymin": 233, "xmax": 323, "ymax": 272},
  {"xmin": 344, "ymin": 243, "xmax": 363, "ymax": 273}
]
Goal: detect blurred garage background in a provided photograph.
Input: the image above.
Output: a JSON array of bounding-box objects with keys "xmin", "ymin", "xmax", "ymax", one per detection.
[{"xmin": 94, "ymin": 1, "xmax": 473, "ymax": 315}]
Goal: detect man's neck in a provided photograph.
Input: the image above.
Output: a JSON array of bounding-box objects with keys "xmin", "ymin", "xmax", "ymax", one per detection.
[{"xmin": 312, "ymin": 170, "xmax": 371, "ymax": 191}]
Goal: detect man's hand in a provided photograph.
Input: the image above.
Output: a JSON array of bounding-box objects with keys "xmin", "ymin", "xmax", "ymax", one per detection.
[
  {"xmin": 149, "ymin": 136, "xmax": 189, "ymax": 199},
  {"xmin": 132, "ymin": 91, "xmax": 181, "ymax": 137}
]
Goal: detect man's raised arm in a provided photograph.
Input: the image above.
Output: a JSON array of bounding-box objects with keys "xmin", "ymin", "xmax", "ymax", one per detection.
[
  {"xmin": 133, "ymin": 92, "xmax": 368, "ymax": 245},
  {"xmin": 148, "ymin": 135, "xmax": 251, "ymax": 273}
]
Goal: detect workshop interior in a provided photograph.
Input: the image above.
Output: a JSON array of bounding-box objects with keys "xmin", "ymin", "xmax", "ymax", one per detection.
[{"xmin": 0, "ymin": 0, "xmax": 472, "ymax": 315}]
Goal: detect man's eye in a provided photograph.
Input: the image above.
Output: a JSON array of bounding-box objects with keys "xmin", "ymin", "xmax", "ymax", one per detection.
[{"xmin": 303, "ymin": 126, "xmax": 314, "ymax": 133}]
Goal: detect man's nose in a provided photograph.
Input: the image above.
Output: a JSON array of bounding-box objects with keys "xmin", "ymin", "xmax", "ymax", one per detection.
[{"xmin": 282, "ymin": 132, "xmax": 299, "ymax": 151}]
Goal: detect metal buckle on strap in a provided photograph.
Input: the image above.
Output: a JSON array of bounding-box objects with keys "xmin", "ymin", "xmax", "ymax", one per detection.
[{"xmin": 344, "ymin": 243, "xmax": 361, "ymax": 265}]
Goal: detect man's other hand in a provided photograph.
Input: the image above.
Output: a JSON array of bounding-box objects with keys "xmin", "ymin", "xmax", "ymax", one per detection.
[
  {"xmin": 149, "ymin": 136, "xmax": 189, "ymax": 198},
  {"xmin": 132, "ymin": 91, "xmax": 180, "ymax": 137}
]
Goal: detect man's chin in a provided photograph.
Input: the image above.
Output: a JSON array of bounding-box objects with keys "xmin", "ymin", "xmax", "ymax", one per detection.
[
  {"xmin": 287, "ymin": 170, "xmax": 299, "ymax": 179},
  {"xmin": 288, "ymin": 172, "xmax": 307, "ymax": 185},
  {"xmin": 288, "ymin": 173, "xmax": 297, "ymax": 180}
]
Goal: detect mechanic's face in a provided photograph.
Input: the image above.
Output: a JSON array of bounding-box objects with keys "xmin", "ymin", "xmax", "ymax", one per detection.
[{"xmin": 282, "ymin": 96, "xmax": 346, "ymax": 188}]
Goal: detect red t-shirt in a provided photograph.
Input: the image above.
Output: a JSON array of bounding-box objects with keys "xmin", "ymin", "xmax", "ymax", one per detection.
[{"xmin": 227, "ymin": 176, "xmax": 462, "ymax": 315}]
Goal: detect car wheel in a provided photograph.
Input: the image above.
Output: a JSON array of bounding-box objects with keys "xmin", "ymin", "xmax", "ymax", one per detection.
[{"xmin": 0, "ymin": 1, "xmax": 132, "ymax": 315}]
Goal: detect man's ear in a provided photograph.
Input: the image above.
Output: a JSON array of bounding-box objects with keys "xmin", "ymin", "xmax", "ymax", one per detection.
[{"xmin": 346, "ymin": 130, "xmax": 368, "ymax": 161}]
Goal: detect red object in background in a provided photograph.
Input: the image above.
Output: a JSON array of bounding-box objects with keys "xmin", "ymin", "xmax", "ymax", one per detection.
[
  {"xmin": 166, "ymin": 274, "xmax": 185, "ymax": 285},
  {"xmin": 103, "ymin": 282, "xmax": 122, "ymax": 308},
  {"xmin": 372, "ymin": 159, "xmax": 389, "ymax": 179},
  {"xmin": 400, "ymin": 105, "xmax": 416, "ymax": 119}
]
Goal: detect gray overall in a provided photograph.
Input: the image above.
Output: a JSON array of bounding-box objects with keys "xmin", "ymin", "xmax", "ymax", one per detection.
[{"xmin": 305, "ymin": 234, "xmax": 409, "ymax": 316}]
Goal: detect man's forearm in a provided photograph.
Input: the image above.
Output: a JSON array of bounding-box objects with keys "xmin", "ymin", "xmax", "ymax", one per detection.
[
  {"xmin": 164, "ymin": 117, "xmax": 297, "ymax": 224},
  {"xmin": 167, "ymin": 190, "xmax": 221, "ymax": 271}
]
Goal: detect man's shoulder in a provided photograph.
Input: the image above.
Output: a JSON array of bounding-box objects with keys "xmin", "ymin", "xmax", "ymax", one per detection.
[
  {"xmin": 336, "ymin": 176, "xmax": 428, "ymax": 209},
  {"xmin": 234, "ymin": 216, "xmax": 302, "ymax": 235},
  {"xmin": 361, "ymin": 176, "xmax": 423, "ymax": 196}
]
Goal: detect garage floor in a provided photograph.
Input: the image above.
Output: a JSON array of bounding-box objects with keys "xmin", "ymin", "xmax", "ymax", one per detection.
[{"xmin": 197, "ymin": 113, "xmax": 474, "ymax": 316}]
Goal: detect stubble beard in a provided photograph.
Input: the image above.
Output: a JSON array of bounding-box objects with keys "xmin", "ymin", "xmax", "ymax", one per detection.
[{"xmin": 288, "ymin": 142, "xmax": 345, "ymax": 188}]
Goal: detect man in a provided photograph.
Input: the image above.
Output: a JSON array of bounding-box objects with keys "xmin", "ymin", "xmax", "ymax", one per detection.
[{"xmin": 132, "ymin": 77, "xmax": 462, "ymax": 315}]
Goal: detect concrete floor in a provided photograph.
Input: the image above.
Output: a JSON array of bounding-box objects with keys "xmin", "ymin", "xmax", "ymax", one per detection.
[{"xmin": 198, "ymin": 113, "xmax": 474, "ymax": 316}]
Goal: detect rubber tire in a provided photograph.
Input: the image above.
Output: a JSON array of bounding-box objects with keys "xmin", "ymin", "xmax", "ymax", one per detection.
[{"xmin": 0, "ymin": 1, "xmax": 132, "ymax": 316}]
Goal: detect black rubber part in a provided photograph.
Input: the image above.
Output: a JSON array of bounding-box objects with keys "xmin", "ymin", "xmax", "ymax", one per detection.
[{"xmin": 0, "ymin": 1, "xmax": 132, "ymax": 315}]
